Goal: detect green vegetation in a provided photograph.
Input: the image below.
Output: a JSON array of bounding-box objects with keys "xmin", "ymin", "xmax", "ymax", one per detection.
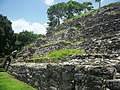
[
  {"xmin": 0, "ymin": 63, "xmax": 2, "ymax": 67},
  {"xmin": 39, "ymin": 42, "xmax": 53, "ymax": 48},
  {"xmin": 0, "ymin": 72, "xmax": 37, "ymax": 90},
  {"xmin": 53, "ymin": 29, "xmax": 66, "ymax": 36},
  {"xmin": 0, "ymin": 14, "xmax": 15, "ymax": 56},
  {"xmin": 28, "ymin": 42, "xmax": 35, "ymax": 47},
  {"xmin": 63, "ymin": 10, "xmax": 96, "ymax": 24},
  {"xmin": 47, "ymin": 0, "xmax": 93, "ymax": 31},
  {"xmin": 63, "ymin": 2, "xmax": 120, "ymax": 24},
  {"xmin": 39, "ymin": 39, "xmax": 84, "ymax": 49},
  {"xmin": 0, "ymin": 14, "xmax": 44, "ymax": 57},
  {"xmin": 0, "ymin": 68, "xmax": 6, "ymax": 72},
  {"xmin": 39, "ymin": 40, "xmax": 72, "ymax": 48},
  {"xmin": 53, "ymin": 27, "xmax": 78, "ymax": 36},
  {"xmin": 15, "ymin": 31, "xmax": 44, "ymax": 50},
  {"xmin": 0, "ymin": 62, "xmax": 5, "ymax": 72},
  {"xmin": 32, "ymin": 49, "xmax": 85, "ymax": 60},
  {"xmin": 70, "ymin": 27, "xmax": 78, "ymax": 30},
  {"xmin": 47, "ymin": 49, "xmax": 85, "ymax": 58}
]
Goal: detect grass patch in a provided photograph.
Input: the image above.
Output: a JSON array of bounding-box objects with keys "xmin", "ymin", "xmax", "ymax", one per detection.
[
  {"xmin": 63, "ymin": 2, "xmax": 120, "ymax": 24},
  {"xmin": 53, "ymin": 29, "xmax": 66, "ymax": 36},
  {"xmin": 39, "ymin": 40, "xmax": 72, "ymax": 48},
  {"xmin": 0, "ymin": 72, "xmax": 37, "ymax": 90},
  {"xmin": 28, "ymin": 43, "xmax": 35, "ymax": 47},
  {"xmin": 63, "ymin": 10, "xmax": 96, "ymax": 24},
  {"xmin": 0, "ymin": 63, "xmax": 2, "ymax": 67},
  {"xmin": 47, "ymin": 49, "xmax": 85, "ymax": 58},
  {"xmin": 0, "ymin": 68, "xmax": 6, "ymax": 72},
  {"xmin": 70, "ymin": 27, "xmax": 78, "ymax": 30},
  {"xmin": 39, "ymin": 39, "xmax": 84, "ymax": 49},
  {"xmin": 32, "ymin": 49, "xmax": 85, "ymax": 60},
  {"xmin": 39, "ymin": 42, "xmax": 53, "ymax": 48}
]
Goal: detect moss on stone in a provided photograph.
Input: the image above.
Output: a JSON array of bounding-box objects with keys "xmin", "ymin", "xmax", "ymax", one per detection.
[
  {"xmin": 70, "ymin": 27, "xmax": 78, "ymax": 30},
  {"xmin": 63, "ymin": 2, "xmax": 120, "ymax": 25},
  {"xmin": 39, "ymin": 40, "xmax": 72, "ymax": 48},
  {"xmin": 53, "ymin": 29, "xmax": 66, "ymax": 36},
  {"xmin": 32, "ymin": 49, "xmax": 85, "ymax": 61},
  {"xmin": 63, "ymin": 10, "xmax": 96, "ymax": 24},
  {"xmin": 28, "ymin": 43, "xmax": 35, "ymax": 47}
]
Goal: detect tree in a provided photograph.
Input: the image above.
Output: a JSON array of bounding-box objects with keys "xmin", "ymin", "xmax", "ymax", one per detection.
[
  {"xmin": 0, "ymin": 14, "xmax": 44, "ymax": 57},
  {"xmin": 0, "ymin": 14, "xmax": 15, "ymax": 57},
  {"xmin": 47, "ymin": 2, "xmax": 66, "ymax": 29},
  {"xmin": 15, "ymin": 30, "xmax": 44, "ymax": 50},
  {"xmin": 82, "ymin": 2, "xmax": 94, "ymax": 12},
  {"xmin": 95, "ymin": 0, "xmax": 101, "ymax": 8},
  {"xmin": 47, "ymin": 0, "xmax": 93, "ymax": 30}
]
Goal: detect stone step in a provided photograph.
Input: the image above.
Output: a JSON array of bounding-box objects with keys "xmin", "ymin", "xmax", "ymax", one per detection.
[
  {"xmin": 106, "ymin": 79, "xmax": 120, "ymax": 90},
  {"xmin": 115, "ymin": 73, "xmax": 120, "ymax": 79}
]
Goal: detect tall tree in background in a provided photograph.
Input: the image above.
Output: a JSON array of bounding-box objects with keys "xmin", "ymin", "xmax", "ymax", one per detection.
[
  {"xmin": 0, "ymin": 14, "xmax": 15, "ymax": 56},
  {"xmin": 15, "ymin": 30, "xmax": 44, "ymax": 50},
  {"xmin": 95, "ymin": 0, "xmax": 101, "ymax": 8},
  {"xmin": 0, "ymin": 14, "xmax": 44, "ymax": 57},
  {"xmin": 47, "ymin": 2, "xmax": 66, "ymax": 29},
  {"xmin": 82, "ymin": 2, "xmax": 94, "ymax": 12},
  {"xmin": 47, "ymin": 0, "xmax": 93, "ymax": 31}
]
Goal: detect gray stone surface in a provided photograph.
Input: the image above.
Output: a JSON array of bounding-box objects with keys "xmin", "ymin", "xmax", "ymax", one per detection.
[
  {"xmin": 9, "ymin": 2, "xmax": 120, "ymax": 90},
  {"xmin": 8, "ymin": 63, "xmax": 120, "ymax": 90}
]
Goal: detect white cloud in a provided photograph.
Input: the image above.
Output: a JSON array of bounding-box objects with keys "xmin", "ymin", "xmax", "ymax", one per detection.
[
  {"xmin": 11, "ymin": 18, "xmax": 47, "ymax": 34},
  {"xmin": 45, "ymin": 0, "xmax": 54, "ymax": 5}
]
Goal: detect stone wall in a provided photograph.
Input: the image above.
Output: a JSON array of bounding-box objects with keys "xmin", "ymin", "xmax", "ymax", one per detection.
[
  {"xmin": 82, "ymin": 17, "xmax": 120, "ymax": 54},
  {"xmin": 9, "ymin": 3, "xmax": 120, "ymax": 90},
  {"xmin": 8, "ymin": 63, "xmax": 120, "ymax": 90},
  {"xmin": 46, "ymin": 3, "xmax": 120, "ymax": 37},
  {"xmin": 14, "ymin": 3, "xmax": 120, "ymax": 63},
  {"xmin": 15, "ymin": 41, "xmax": 73, "ymax": 62}
]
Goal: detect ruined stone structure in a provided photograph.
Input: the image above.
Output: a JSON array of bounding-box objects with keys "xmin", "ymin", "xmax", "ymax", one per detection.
[
  {"xmin": 8, "ymin": 2, "xmax": 120, "ymax": 90},
  {"xmin": 8, "ymin": 63, "xmax": 120, "ymax": 90}
]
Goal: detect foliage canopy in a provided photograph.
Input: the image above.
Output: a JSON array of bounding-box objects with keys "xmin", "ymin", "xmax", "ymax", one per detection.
[
  {"xmin": 0, "ymin": 14, "xmax": 15, "ymax": 56},
  {"xmin": 47, "ymin": 0, "xmax": 93, "ymax": 30},
  {"xmin": 14, "ymin": 30, "xmax": 44, "ymax": 50},
  {"xmin": 0, "ymin": 14, "xmax": 44, "ymax": 57}
]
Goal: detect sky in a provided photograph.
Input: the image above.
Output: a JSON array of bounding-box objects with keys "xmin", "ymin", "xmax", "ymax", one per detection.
[{"xmin": 0, "ymin": 0, "xmax": 119, "ymax": 34}]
